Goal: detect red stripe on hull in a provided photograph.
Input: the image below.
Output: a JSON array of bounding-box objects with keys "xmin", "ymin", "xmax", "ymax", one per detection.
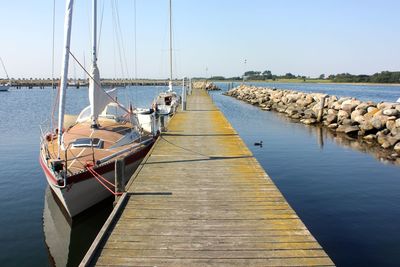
[{"xmin": 40, "ymin": 140, "xmax": 154, "ymax": 186}]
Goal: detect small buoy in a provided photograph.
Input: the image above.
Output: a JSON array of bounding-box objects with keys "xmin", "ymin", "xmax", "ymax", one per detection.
[{"xmin": 254, "ymin": 141, "xmax": 263, "ymax": 146}]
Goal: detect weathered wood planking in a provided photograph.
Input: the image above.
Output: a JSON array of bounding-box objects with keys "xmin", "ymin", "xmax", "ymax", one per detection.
[{"xmin": 80, "ymin": 89, "xmax": 334, "ymax": 266}]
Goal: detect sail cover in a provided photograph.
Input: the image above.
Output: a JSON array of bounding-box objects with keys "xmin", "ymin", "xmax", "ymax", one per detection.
[{"xmin": 88, "ymin": 64, "xmax": 115, "ymax": 122}]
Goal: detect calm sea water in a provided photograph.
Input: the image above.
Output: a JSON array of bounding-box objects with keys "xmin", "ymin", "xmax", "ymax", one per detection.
[{"xmin": 0, "ymin": 83, "xmax": 399, "ymax": 266}]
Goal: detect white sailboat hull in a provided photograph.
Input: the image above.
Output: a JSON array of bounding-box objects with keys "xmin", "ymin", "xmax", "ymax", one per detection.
[
  {"xmin": 0, "ymin": 85, "xmax": 9, "ymax": 91},
  {"xmin": 40, "ymin": 147, "xmax": 148, "ymax": 217}
]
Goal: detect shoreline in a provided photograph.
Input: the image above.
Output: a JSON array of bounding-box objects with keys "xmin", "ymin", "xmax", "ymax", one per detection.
[{"xmin": 212, "ymin": 79, "xmax": 400, "ymax": 87}]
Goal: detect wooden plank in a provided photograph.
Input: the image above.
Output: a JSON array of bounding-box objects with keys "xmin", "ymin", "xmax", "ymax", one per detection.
[
  {"xmin": 80, "ymin": 88, "xmax": 334, "ymax": 266},
  {"xmin": 94, "ymin": 257, "xmax": 334, "ymax": 267}
]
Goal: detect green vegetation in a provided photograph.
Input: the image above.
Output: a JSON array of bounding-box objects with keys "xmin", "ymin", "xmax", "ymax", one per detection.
[
  {"xmin": 328, "ymin": 71, "xmax": 400, "ymax": 83},
  {"xmin": 207, "ymin": 70, "xmax": 400, "ymax": 84}
]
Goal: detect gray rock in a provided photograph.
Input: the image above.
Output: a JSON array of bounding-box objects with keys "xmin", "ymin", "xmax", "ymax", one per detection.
[
  {"xmin": 379, "ymin": 129, "xmax": 390, "ymax": 135},
  {"xmin": 382, "ymin": 142, "xmax": 391, "ymax": 149},
  {"xmin": 367, "ymin": 106, "xmax": 378, "ymax": 113},
  {"xmin": 353, "ymin": 115, "xmax": 365, "ymax": 124},
  {"xmin": 328, "ymin": 123, "xmax": 338, "ymax": 129},
  {"xmin": 351, "ymin": 110, "xmax": 366, "ymax": 121},
  {"xmin": 387, "ymin": 120, "xmax": 397, "ymax": 131},
  {"xmin": 391, "ymin": 127, "xmax": 400, "ymax": 135},
  {"xmin": 396, "ymin": 119, "xmax": 400, "ymax": 128},
  {"xmin": 383, "ymin": 109, "xmax": 399, "ymax": 116},
  {"xmin": 377, "ymin": 134, "xmax": 388, "ymax": 145},
  {"xmin": 331, "ymin": 101, "xmax": 341, "ymax": 110},
  {"xmin": 363, "ymin": 134, "xmax": 376, "ymax": 141},
  {"xmin": 371, "ymin": 116, "xmax": 388, "ymax": 130},
  {"xmin": 342, "ymin": 118, "xmax": 353, "ymax": 125},
  {"xmin": 337, "ymin": 110, "xmax": 350, "ymax": 122},
  {"xmin": 291, "ymin": 114, "xmax": 301, "ymax": 119},
  {"xmin": 359, "ymin": 121, "xmax": 374, "ymax": 132},
  {"xmin": 355, "ymin": 103, "xmax": 371, "ymax": 111},
  {"xmin": 341, "ymin": 99, "xmax": 361, "ymax": 112},
  {"xmin": 327, "ymin": 109, "xmax": 338, "ymax": 115},
  {"xmin": 341, "ymin": 104, "xmax": 357, "ymax": 113},
  {"xmin": 387, "ymin": 134, "xmax": 400, "ymax": 146},
  {"xmin": 303, "ymin": 110, "xmax": 316, "ymax": 119},
  {"xmin": 326, "ymin": 114, "xmax": 337, "ymax": 124},
  {"xmin": 344, "ymin": 125, "xmax": 360, "ymax": 135},
  {"xmin": 394, "ymin": 142, "xmax": 400, "ymax": 152},
  {"xmin": 301, "ymin": 118, "xmax": 317, "ymax": 125},
  {"xmin": 336, "ymin": 125, "xmax": 346, "ymax": 133},
  {"xmin": 377, "ymin": 102, "xmax": 395, "ymax": 110}
]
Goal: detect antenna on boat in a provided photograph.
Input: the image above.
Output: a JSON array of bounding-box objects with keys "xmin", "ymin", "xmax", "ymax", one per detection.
[
  {"xmin": 57, "ymin": 0, "xmax": 74, "ymax": 158},
  {"xmin": 168, "ymin": 0, "xmax": 173, "ymax": 92}
]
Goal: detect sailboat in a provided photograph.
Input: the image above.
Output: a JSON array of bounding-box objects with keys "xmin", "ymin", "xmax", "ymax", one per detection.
[
  {"xmin": 153, "ymin": 0, "xmax": 181, "ymax": 115},
  {"xmin": 40, "ymin": 0, "xmax": 156, "ymax": 217},
  {"xmin": 0, "ymin": 56, "xmax": 11, "ymax": 92}
]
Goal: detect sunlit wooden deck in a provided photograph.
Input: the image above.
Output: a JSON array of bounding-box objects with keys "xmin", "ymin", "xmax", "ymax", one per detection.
[{"xmin": 80, "ymin": 88, "xmax": 334, "ymax": 266}]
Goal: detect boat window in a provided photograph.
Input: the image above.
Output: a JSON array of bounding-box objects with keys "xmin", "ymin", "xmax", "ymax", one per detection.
[{"xmin": 71, "ymin": 138, "xmax": 103, "ymax": 149}]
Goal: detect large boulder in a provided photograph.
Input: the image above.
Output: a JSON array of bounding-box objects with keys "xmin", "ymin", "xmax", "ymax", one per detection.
[
  {"xmin": 301, "ymin": 118, "xmax": 317, "ymax": 125},
  {"xmin": 351, "ymin": 109, "xmax": 366, "ymax": 122},
  {"xmin": 326, "ymin": 114, "xmax": 337, "ymax": 124},
  {"xmin": 371, "ymin": 115, "xmax": 389, "ymax": 130},
  {"xmin": 344, "ymin": 125, "xmax": 360, "ymax": 135},
  {"xmin": 383, "ymin": 109, "xmax": 399, "ymax": 117},
  {"xmin": 394, "ymin": 142, "xmax": 400, "ymax": 153},
  {"xmin": 337, "ymin": 110, "xmax": 350, "ymax": 122},
  {"xmin": 377, "ymin": 102, "xmax": 395, "ymax": 110},
  {"xmin": 359, "ymin": 121, "xmax": 375, "ymax": 132},
  {"xmin": 367, "ymin": 106, "xmax": 378, "ymax": 113},
  {"xmin": 341, "ymin": 99, "xmax": 361, "ymax": 113},
  {"xmin": 387, "ymin": 134, "xmax": 400, "ymax": 146}
]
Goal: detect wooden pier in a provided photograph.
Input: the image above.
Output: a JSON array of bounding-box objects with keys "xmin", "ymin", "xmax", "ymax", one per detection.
[{"xmin": 80, "ymin": 89, "xmax": 334, "ymax": 266}]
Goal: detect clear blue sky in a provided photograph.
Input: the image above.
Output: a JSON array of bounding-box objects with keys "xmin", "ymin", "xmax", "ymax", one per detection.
[{"xmin": 0, "ymin": 0, "xmax": 400, "ymax": 79}]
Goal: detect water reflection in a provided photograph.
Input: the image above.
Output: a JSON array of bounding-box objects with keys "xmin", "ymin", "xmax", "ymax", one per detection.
[
  {"xmin": 307, "ymin": 123, "xmax": 400, "ymax": 165},
  {"xmin": 43, "ymin": 187, "xmax": 113, "ymax": 267}
]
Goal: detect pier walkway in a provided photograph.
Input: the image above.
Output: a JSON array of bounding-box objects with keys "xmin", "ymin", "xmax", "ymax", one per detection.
[{"xmin": 81, "ymin": 89, "xmax": 334, "ymax": 266}]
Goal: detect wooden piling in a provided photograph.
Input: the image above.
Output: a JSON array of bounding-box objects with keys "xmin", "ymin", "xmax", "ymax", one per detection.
[
  {"xmin": 114, "ymin": 159, "xmax": 125, "ymax": 203},
  {"xmin": 317, "ymin": 95, "xmax": 327, "ymax": 122}
]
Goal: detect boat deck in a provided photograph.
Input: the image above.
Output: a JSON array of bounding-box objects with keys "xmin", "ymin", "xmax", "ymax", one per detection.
[
  {"xmin": 81, "ymin": 88, "xmax": 334, "ymax": 266},
  {"xmin": 43, "ymin": 118, "xmax": 149, "ymax": 175}
]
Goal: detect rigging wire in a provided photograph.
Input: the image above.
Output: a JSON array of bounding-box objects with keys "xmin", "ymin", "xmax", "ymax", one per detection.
[
  {"xmin": 68, "ymin": 50, "xmax": 131, "ymax": 114},
  {"xmin": 115, "ymin": 1, "xmax": 130, "ymax": 81},
  {"xmin": 50, "ymin": 0, "xmax": 57, "ymax": 132},
  {"xmin": 111, "ymin": 0, "xmax": 127, "ymax": 80},
  {"xmin": 97, "ymin": 0, "xmax": 105, "ymax": 56},
  {"xmin": 133, "ymin": 0, "xmax": 137, "ymax": 80},
  {"xmin": 133, "ymin": 0, "xmax": 137, "ymax": 103}
]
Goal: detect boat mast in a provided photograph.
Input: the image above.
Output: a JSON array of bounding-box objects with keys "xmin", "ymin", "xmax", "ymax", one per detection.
[
  {"xmin": 92, "ymin": 0, "xmax": 97, "ymax": 67},
  {"xmin": 0, "ymin": 57, "xmax": 10, "ymax": 84},
  {"xmin": 89, "ymin": 0, "xmax": 100, "ymax": 128},
  {"xmin": 168, "ymin": 0, "xmax": 173, "ymax": 92},
  {"xmin": 57, "ymin": 0, "xmax": 74, "ymax": 158}
]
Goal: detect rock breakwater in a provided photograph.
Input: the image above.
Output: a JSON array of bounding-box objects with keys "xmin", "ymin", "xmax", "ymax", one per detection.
[
  {"xmin": 192, "ymin": 81, "xmax": 221, "ymax": 91},
  {"xmin": 224, "ymin": 85, "xmax": 400, "ymax": 161}
]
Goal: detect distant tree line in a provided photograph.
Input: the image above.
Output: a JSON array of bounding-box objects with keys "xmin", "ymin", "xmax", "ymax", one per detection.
[
  {"xmin": 207, "ymin": 70, "xmax": 306, "ymax": 81},
  {"xmin": 207, "ymin": 70, "xmax": 400, "ymax": 84},
  {"xmin": 327, "ymin": 71, "xmax": 400, "ymax": 83}
]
